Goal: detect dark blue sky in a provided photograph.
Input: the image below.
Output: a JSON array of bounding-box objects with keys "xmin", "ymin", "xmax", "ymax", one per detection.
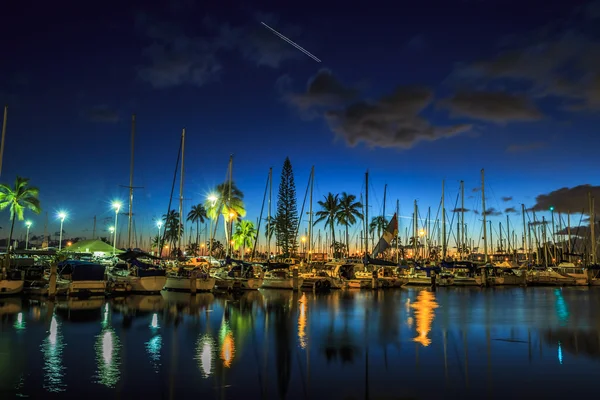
[{"xmin": 1, "ymin": 0, "xmax": 599, "ymax": 247}]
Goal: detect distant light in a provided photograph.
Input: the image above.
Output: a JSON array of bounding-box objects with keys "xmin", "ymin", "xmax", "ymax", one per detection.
[
  {"xmin": 156, "ymin": 221, "xmax": 162, "ymax": 229},
  {"xmin": 112, "ymin": 201, "xmax": 122, "ymax": 212},
  {"xmin": 25, "ymin": 220, "xmax": 32, "ymax": 228},
  {"xmin": 57, "ymin": 211, "xmax": 67, "ymax": 221},
  {"xmin": 150, "ymin": 313, "xmax": 159, "ymax": 329},
  {"xmin": 208, "ymin": 194, "xmax": 218, "ymax": 203},
  {"xmin": 301, "ymin": 236, "xmax": 306, "ymax": 242},
  {"xmin": 109, "ymin": 226, "xmax": 115, "ymax": 233},
  {"xmin": 550, "ymin": 206, "xmax": 555, "ymax": 211},
  {"xmin": 67, "ymin": 242, "xmax": 72, "ymax": 246}
]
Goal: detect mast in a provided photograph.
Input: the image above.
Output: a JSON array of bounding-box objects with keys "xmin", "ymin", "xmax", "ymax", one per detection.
[
  {"xmin": 268, "ymin": 167, "xmax": 272, "ymax": 261},
  {"xmin": 542, "ymin": 216, "xmax": 548, "ymax": 267},
  {"xmin": 461, "ymin": 180, "xmax": 465, "ymax": 259},
  {"xmin": 499, "ymin": 222, "xmax": 503, "ymax": 253},
  {"xmin": 127, "ymin": 114, "xmax": 136, "ymax": 249},
  {"xmin": 0, "ymin": 106, "xmax": 7, "ymax": 178},
  {"xmin": 396, "ymin": 199, "xmax": 400, "ymax": 263},
  {"xmin": 413, "ymin": 201, "xmax": 418, "ymax": 260},
  {"xmin": 481, "ymin": 169, "xmax": 488, "ymax": 263},
  {"xmin": 177, "ymin": 129, "xmax": 185, "ymax": 255},
  {"xmin": 93, "ymin": 216, "xmax": 97, "ymax": 239},
  {"xmin": 506, "ymin": 215, "xmax": 510, "ymax": 255},
  {"xmin": 567, "ymin": 211, "xmax": 571, "ymax": 260},
  {"xmin": 364, "ymin": 171, "xmax": 369, "ymax": 262},
  {"xmin": 382, "ymin": 183, "xmax": 387, "ymax": 232},
  {"xmin": 227, "ymin": 155, "xmax": 233, "ymax": 256},
  {"xmin": 308, "ymin": 166, "xmax": 314, "ymax": 262},
  {"xmin": 590, "ymin": 193, "xmax": 597, "ymax": 265},
  {"xmin": 521, "ymin": 204, "xmax": 528, "ymax": 263},
  {"xmin": 442, "ymin": 180, "xmax": 447, "ymax": 260}
]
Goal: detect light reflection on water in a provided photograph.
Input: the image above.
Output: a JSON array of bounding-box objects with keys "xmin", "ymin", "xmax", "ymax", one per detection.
[
  {"xmin": 41, "ymin": 314, "xmax": 66, "ymax": 393},
  {"xmin": 2, "ymin": 288, "xmax": 600, "ymax": 399}
]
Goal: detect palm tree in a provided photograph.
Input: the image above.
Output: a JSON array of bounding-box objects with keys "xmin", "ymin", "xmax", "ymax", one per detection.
[
  {"xmin": 232, "ymin": 220, "xmax": 257, "ymax": 261},
  {"xmin": 369, "ymin": 216, "xmax": 388, "ymax": 248},
  {"xmin": 314, "ymin": 193, "xmax": 340, "ymax": 256},
  {"xmin": 205, "ymin": 181, "xmax": 246, "ymax": 251},
  {"xmin": 0, "ymin": 176, "xmax": 41, "ymax": 253},
  {"xmin": 187, "ymin": 204, "xmax": 207, "ymax": 246},
  {"xmin": 336, "ymin": 192, "xmax": 363, "ymax": 257},
  {"xmin": 264, "ymin": 216, "xmax": 276, "ymax": 256},
  {"xmin": 186, "ymin": 242, "xmax": 199, "ymax": 256},
  {"xmin": 162, "ymin": 210, "xmax": 183, "ymax": 252}
]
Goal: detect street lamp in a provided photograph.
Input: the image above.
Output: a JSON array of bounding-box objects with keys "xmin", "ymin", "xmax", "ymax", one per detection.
[
  {"xmin": 112, "ymin": 201, "xmax": 121, "ymax": 255},
  {"xmin": 156, "ymin": 220, "xmax": 163, "ymax": 257},
  {"xmin": 57, "ymin": 212, "xmax": 67, "ymax": 251},
  {"xmin": 301, "ymin": 236, "xmax": 307, "ymax": 255},
  {"xmin": 25, "ymin": 221, "xmax": 32, "ymax": 250}
]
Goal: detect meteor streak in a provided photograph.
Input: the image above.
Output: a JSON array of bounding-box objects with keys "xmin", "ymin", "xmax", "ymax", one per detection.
[{"xmin": 260, "ymin": 22, "xmax": 321, "ymax": 63}]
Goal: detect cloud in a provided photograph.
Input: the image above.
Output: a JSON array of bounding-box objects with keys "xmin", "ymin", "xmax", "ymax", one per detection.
[
  {"xmin": 438, "ymin": 91, "xmax": 543, "ymax": 123},
  {"xmin": 502, "ymin": 196, "xmax": 513, "ymax": 202},
  {"xmin": 285, "ymin": 69, "xmax": 358, "ymax": 110},
  {"xmin": 472, "ymin": 187, "xmax": 480, "ymax": 192},
  {"xmin": 533, "ymin": 184, "xmax": 600, "ymax": 214},
  {"xmin": 136, "ymin": 11, "xmax": 307, "ymax": 89},
  {"xmin": 506, "ymin": 141, "xmax": 547, "ymax": 153},
  {"xmin": 448, "ymin": 7, "xmax": 600, "ymax": 113},
  {"xmin": 451, "ymin": 207, "xmax": 470, "ymax": 213},
  {"xmin": 473, "ymin": 210, "xmax": 480, "ymax": 215},
  {"xmin": 504, "ymin": 207, "xmax": 518, "ymax": 214},
  {"xmin": 482, "ymin": 208, "xmax": 502, "ymax": 216},
  {"xmin": 529, "ymin": 220, "xmax": 548, "ymax": 226},
  {"xmin": 556, "ymin": 226, "xmax": 592, "ymax": 237},
  {"xmin": 87, "ymin": 106, "xmax": 120, "ymax": 123},
  {"xmin": 284, "ymin": 70, "xmax": 472, "ymax": 149}
]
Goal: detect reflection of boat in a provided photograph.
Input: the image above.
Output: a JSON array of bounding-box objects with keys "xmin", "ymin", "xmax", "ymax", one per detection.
[
  {"xmin": 0, "ymin": 297, "xmax": 22, "ymax": 315},
  {"xmin": 261, "ymin": 269, "xmax": 302, "ymax": 290},
  {"xmin": 161, "ymin": 290, "xmax": 215, "ymax": 313},
  {"xmin": 544, "ymin": 328, "xmax": 600, "ymax": 360},
  {"xmin": 122, "ymin": 295, "xmax": 166, "ymax": 313},
  {"xmin": 56, "ymin": 297, "xmax": 105, "ymax": 311},
  {"xmin": 164, "ymin": 268, "xmax": 216, "ymax": 292},
  {"xmin": 0, "ymin": 269, "xmax": 24, "ymax": 296}
]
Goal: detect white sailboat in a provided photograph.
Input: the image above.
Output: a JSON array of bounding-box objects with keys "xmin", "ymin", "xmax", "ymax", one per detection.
[
  {"xmin": 163, "ymin": 129, "xmax": 216, "ymax": 293},
  {"xmin": 261, "ymin": 268, "xmax": 303, "ymax": 290}
]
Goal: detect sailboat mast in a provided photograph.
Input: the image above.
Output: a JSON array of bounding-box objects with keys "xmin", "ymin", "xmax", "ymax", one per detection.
[
  {"xmin": 521, "ymin": 204, "xmax": 527, "ymax": 262},
  {"xmin": 267, "ymin": 167, "xmax": 272, "ymax": 261},
  {"xmin": 177, "ymin": 128, "xmax": 185, "ymax": 255},
  {"xmin": 567, "ymin": 211, "xmax": 571, "ymax": 259},
  {"xmin": 442, "ymin": 180, "xmax": 446, "ymax": 260},
  {"xmin": 499, "ymin": 222, "xmax": 503, "ymax": 253},
  {"xmin": 590, "ymin": 193, "xmax": 596, "ymax": 265},
  {"xmin": 413, "ymin": 200, "xmax": 418, "ymax": 260},
  {"xmin": 506, "ymin": 215, "xmax": 510, "ymax": 255},
  {"xmin": 127, "ymin": 114, "xmax": 136, "ymax": 249},
  {"xmin": 481, "ymin": 169, "xmax": 488, "ymax": 263},
  {"xmin": 383, "ymin": 184, "xmax": 387, "ymax": 225},
  {"xmin": 227, "ymin": 155, "xmax": 233, "ymax": 256},
  {"xmin": 396, "ymin": 199, "xmax": 400, "ymax": 263},
  {"xmin": 364, "ymin": 171, "xmax": 369, "ymax": 261},
  {"xmin": 308, "ymin": 166, "xmax": 314, "ymax": 262},
  {"xmin": 460, "ymin": 180, "xmax": 465, "ymax": 258}
]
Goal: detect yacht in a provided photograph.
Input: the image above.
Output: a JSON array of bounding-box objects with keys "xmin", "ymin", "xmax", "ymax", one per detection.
[
  {"xmin": 0, "ymin": 268, "xmax": 24, "ymax": 296},
  {"xmin": 163, "ymin": 265, "xmax": 216, "ymax": 292},
  {"xmin": 211, "ymin": 260, "xmax": 264, "ymax": 290},
  {"xmin": 552, "ymin": 262, "xmax": 588, "ymax": 286},
  {"xmin": 57, "ymin": 260, "xmax": 107, "ymax": 297},
  {"xmin": 107, "ymin": 251, "xmax": 167, "ymax": 294},
  {"xmin": 527, "ymin": 266, "xmax": 577, "ymax": 286},
  {"xmin": 261, "ymin": 268, "xmax": 303, "ymax": 290}
]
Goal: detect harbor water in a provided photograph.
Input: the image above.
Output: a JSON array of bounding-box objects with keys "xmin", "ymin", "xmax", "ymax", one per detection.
[{"xmin": 1, "ymin": 287, "xmax": 599, "ymax": 399}]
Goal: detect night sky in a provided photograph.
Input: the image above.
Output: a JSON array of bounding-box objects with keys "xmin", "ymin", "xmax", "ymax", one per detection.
[{"xmin": 1, "ymin": 0, "xmax": 599, "ymax": 246}]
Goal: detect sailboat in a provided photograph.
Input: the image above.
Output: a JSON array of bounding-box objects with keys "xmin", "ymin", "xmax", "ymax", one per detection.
[
  {"xmin": 0, "ymin": 268, "xmax": 24, "ymax": 295},
  {"xmin": 105, "ymin": 116, "xmax": 167, "ymax": 294},
  {"xmin": 163, "ymin": 129, "xmax": 216, "ymax": 292}
]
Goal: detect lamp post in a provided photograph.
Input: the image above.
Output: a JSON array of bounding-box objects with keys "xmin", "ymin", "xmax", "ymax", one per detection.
[
  {"xmin": 25, "ymin": 220, "xmax": 32, "ymax": 250},
  {"xmin": 208, "ymin": 194, "xmax": 218, "ymax": 258},
  {"xmin": 156, "ymin": 220, "xmax": 163, "ymax": 257},
  {"xmin": 58, "ymin": 212, "xmax": 67, "ymax": 251},
  {"xmin": 112, "ymin": 201, "xmax": 121, "ymax": 255},
  {"xmin": 301, "ymin": 236, "xmax": 307, "ymax": 257}
]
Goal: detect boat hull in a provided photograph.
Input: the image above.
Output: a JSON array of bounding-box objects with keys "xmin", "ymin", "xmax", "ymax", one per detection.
[
  {"xmin": 261, "ymin": 277, "xmax": 303, "ymax": 290},
  {"xmin": 0, "ymin": 279, "xmax": 24, "ymax": 296},
  {"xmin": 214, "ymin": 277, "xmax": 263, "ymax": 290},
  {"xmin": 164, "ymin": 276, "xmax": 215, "ymax": 292},
  {"xmin": 109, "ymin": 275, "xmax": 167, "ymax": 294}
]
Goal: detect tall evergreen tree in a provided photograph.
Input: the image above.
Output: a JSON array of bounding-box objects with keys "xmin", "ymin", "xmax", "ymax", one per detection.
[{"xmin": 275, "ymin": 157, "xmax": 299, "ymax": 257}]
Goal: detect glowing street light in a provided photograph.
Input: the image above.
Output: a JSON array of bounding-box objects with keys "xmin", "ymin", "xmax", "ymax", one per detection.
[
  {"xmin": 156, "ymin": 220, "xmax": 163, "ymax": 257},
  {"xmin": 207, "ymin": 194, "xmax": 219, "ymax": 258},
  {"xmin": 57, "ymin": 212, "xmax": 67, "ymax": 251},
  {"xmin": 208, "ymin": 194, "xmax": 218, "ymax": 207},
  {"xmin": 112, "ymin": 201, "xmax": 122, "ymax": 255},
  {"xmin": 25, "ymin": 220, "xmax": 32, "ymax": 250}
]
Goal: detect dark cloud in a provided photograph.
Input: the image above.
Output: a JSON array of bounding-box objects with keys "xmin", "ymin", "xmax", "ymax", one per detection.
[
  {"xmin": 502, "ymin": 196, "xmax": 513, "ymax": 202},
  {"xmin": 472, "ymin": 187, "xmax": 480, "ymax": 192},
  {"xmin": 285, "ymin": 69, "xmax": 358, "ymax": 110},
  {"xmin": 136, "ymin": 11, "xmax": 306, "ymax": 89},
  {"xmin": 533, "ymin": 184, "xmax": 600, "ymax": 214},
  {"xmin": 87, "ymin": 106, "xmax": 120, "ymax": 123},
  {"xmin": 438, "ymin": 91, "xmax": 543, "ymax": 123},
  {"xmin": 451, "ymin": 207, "xmax": 470, "ymax": 213},
  {"xmin": 473, "ymin": 210, "xmax": 480, "ymax": 215},
  {"xmin": 506, "ymin": 141, "xmax": 547, "ymax": 153},
  {"xmin": 529, "ymin": 220, "xmax": 548, "ymax": 226},
  {"xmin": 482, "ymin": 208, "xmax": 502, "ymax": 216},
  {"xmin": 504, "ymin": 207, "xmax": 518, "ymax": 214},
  {"xmin": 448, "ymin": 6, "xmax": 600, "ymax": 114},
  {"xmin": 284, "ymin": 71, "xmax": 472, "ymax": 149}
]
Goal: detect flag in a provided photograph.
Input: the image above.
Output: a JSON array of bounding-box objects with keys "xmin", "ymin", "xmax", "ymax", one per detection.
[{"xmin": 371, "ymin": 213, "xmax": 398, "ymax": 258}]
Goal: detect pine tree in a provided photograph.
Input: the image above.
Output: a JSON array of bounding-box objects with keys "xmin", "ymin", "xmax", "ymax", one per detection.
[{"xmin": 275, "ymin": 157, "xmax": 299, "ymax": 257}]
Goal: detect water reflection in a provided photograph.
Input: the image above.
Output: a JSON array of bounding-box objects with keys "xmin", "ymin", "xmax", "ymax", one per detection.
[
  {"xmin": 410, "ymin": 290, "xmax": 438, "ymax": 347},
  {"xmin": 196, "ymin": 334, "xmax": 216, "ymax": 378},
  {"xmin": 219, "ymin": 317, "xmax": 235, "ymax": 368},
  {"xmin": 298, "ymin": 292, "xmax": 307, "ymax": 349},
  {"xmin": 13, "ymin": 312, "xmax": 25, "ymax": 331},
  {"xmin": 554, "ymin": 289, "xmax": 570, "ymax": 326},
  {"xmin": 145, "ymin": 312, "xmax": 162, "ymax": 372},
  {"xmin": 95, "ymin": 306, "xmax": 121, "ymax": 387},
  {"xmin": 41, "ymin": 314, "xmax": 66, "ymax": 392}
]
